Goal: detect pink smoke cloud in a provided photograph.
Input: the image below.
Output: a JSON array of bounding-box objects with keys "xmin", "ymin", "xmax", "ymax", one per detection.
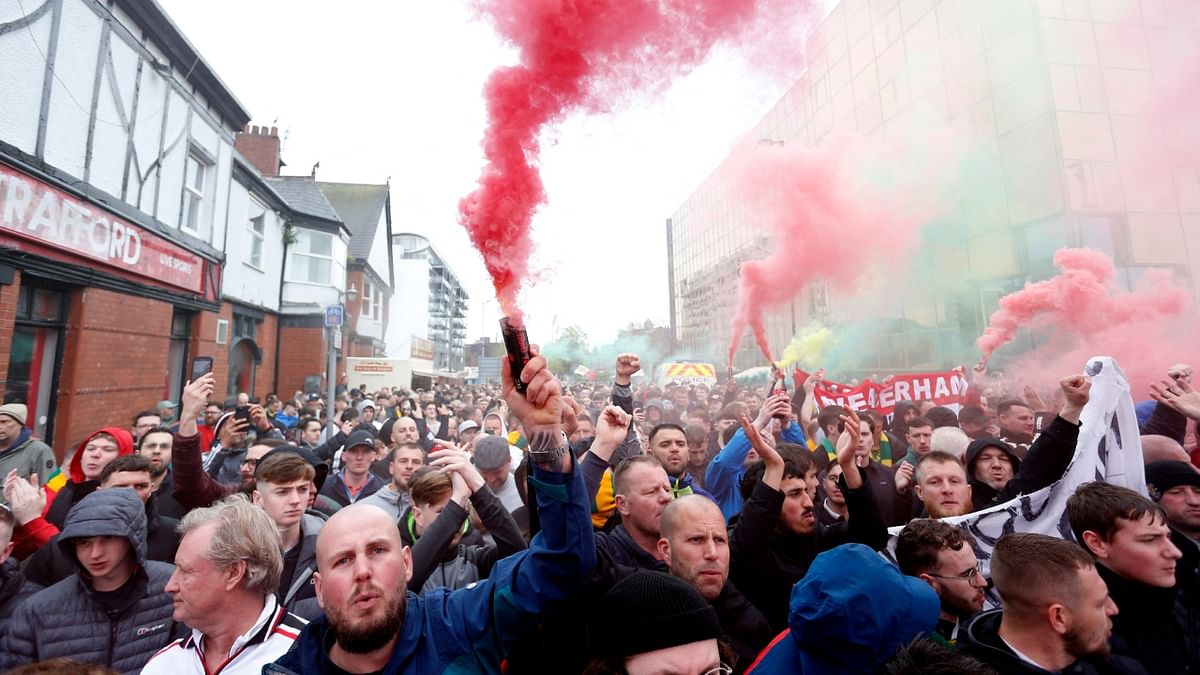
[
  {"xmin": 978, "ymin": 248, "xmax": 1195, "ymax": 391},
  {"xmin": 459, "ymin": 0, "xmax": 818, "ymax": 317},
  {"xmin": 725, "ymin": 127, "xmax": 963, "ymax": 368}
]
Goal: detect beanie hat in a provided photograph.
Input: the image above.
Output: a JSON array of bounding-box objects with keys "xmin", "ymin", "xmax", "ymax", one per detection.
[
  {"xmin": 0, "ymin": 403, "xmax": 27, "ymax": 426},
  {"xmin": 473, "ymin": 435, "xmax": 511, "ymax": 471},
  {"xmin": 593, "ymin": 570, "xmax": 721, "ymax": 658},
  {"xmin": 1146, "ymin": 460, "xmax": 1200, "ymax": 500}
]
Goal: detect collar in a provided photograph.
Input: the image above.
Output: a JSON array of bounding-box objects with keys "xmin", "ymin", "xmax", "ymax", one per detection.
[
  {"xmin": 999, "ymin": 634, "xmax": 1053, "ymax": 672},
  {"xmin": 184, "ymin": 594, "xmax": 281, "ymax": 654},
  {"xmin": 821, "ymin": 499, "xmax": 844, "ymax": 521}
]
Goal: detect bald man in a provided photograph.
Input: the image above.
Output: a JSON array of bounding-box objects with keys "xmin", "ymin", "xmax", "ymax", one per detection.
[
  {"xmin": 269, "ymin": 348, "xmax": 595, "ymax": 675},
  {"xmin": 1142, "ymin": 434, "xmax": 1195, "ymax": 467},
  {"xmin": 657, "ymin": 495, "xmax": 773, "ymax": 672}
]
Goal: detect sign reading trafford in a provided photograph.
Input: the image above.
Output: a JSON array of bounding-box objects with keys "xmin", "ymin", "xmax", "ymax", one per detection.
[{"xmin": 0, "ymin": 163, "xmax": 205, "ymax": 294}]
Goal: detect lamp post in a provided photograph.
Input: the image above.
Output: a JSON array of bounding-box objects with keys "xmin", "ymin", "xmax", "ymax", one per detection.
[{"xmin": 325, "ymin": 284, "xmax": 358, "ymax": 436}]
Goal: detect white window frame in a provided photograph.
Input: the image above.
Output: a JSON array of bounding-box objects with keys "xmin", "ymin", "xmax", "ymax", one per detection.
[
  {"xmin": 287, "ymin": 229, "xmax": 335, "ymax": 285},
  {"xmin": 247, "ymin": 213, "xmax": 265, "ymax": 270},
  {"xmin": 180, "ymin": 150, "xmax": 210, "ymax": 233},
  {"xmin": 361, "ymin": 280, "xmax": 383, "ymax": 320}
]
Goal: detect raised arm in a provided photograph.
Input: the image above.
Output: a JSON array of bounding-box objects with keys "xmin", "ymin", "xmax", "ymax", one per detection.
[{"xmin": 173, "ymin": 374, "xmax": 236, "ymax": 509}]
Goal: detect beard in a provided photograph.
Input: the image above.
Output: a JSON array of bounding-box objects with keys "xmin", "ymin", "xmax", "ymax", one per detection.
[
  {"xmin": 1063, "ymin": 622, "xmax": 1111, "ymax": 659},
  {"xmin": 328, "ymin": 587, "xmax": 407, "ymax": 654}
]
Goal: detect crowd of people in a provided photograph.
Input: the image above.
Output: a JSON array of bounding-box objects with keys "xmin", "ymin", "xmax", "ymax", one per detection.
[{"xmin": 0, "ymin": 349, "xmax": 1199, "ymax": 674}]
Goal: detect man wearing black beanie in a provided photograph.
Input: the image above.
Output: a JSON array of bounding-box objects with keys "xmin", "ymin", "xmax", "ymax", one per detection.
[
  {"xmin": 1146, "ymin": 458, "xmax": 1200, "ymax": 642},
  {"xmin": 584, "ymin": 570, "xmax": 732, "ymax": 675}
]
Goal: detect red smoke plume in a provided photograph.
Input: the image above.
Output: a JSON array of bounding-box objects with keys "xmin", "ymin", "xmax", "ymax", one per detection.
[
  {"xmin": 978, "ymin": 248, "xmax": 1197, "ymax": 394},
  {"xmin": 459, "ymin": 0, "xmax": 816, "ymax": 317},
  {"xmin": 725, "ymin": 130, "xmax": 960, "ymax": 368}
]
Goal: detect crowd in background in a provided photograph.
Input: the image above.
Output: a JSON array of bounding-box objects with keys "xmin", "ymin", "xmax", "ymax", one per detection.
[{"xmin": 0, "ymin": 350, "xmax": 1199, "ymax": 674}]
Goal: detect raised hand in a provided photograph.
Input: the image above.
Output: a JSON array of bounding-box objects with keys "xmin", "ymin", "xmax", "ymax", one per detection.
[
  {"xmin": 895, "ymin": 461, "xmax": 915, "ymax": 494},
  {"xmin": 4, "ymin": 469, "xmax": 45, "ymax": 526},
  {"xmin": 740, "ymin": 413, "xmax": 783, "ymax": 489},
  {"xmin": 615, "ymin": 353, "xmax": 640, "ymax": 386},
  {"xmin": 835, "ymin": 410, "xmax": 865, "ymax": 489},
  {"xmin": 1151, "ymin": 377, "xmax": 1200, "ymax": 421}
]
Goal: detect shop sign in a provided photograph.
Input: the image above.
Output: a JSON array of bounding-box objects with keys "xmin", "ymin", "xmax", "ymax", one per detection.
[{"xmin": 0, "ymin": 163, "xmax": 205, "ymax": 294}]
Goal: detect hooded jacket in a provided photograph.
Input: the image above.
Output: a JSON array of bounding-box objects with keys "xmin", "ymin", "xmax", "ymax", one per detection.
[
  {"xmin": 1097, "ymin": 563, "xmax": 1191, "ymax": 675},
  {"xmin": 266, "ymin": 459, "xmax": 595, "ymax": 675},
  {"xmin": 960, "ymin": 609, "xmax": 1120, "ymax": 675},
  {"xmin": 0, "ymin": 489, "xmax": 181, "ymax": 674},
  {"xmin": 964, "ymin": 416, "xmax": 1078, "ymax": 511},
  {"xmin": 23, "ymin": 493, "xmax": 180, "ymax": 587},
  {"xmin": 746, "ymin": 544, "xmax": 940, "ymax": 674},
  {"xmin": 44, "ymin": 427, "xmax": 135, "ymax": 529}
]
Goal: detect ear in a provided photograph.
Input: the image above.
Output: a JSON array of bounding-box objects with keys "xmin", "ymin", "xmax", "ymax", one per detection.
[
  {"xmin": 965, "ymin": 484, "xmax": 973, "ymax": 501},
  {"xmin": 1081, "ymin": 530, "xmax": 1108, "ymax": 559},
  {"xmin": 1046, "ymin": 602, "xmax": 1070, "ymax": 636},
  {"xmin": 402, "ymin": 545, "xmax": 413, "ymax": 584},
  {"xmin": 314, "ymin": 571, "xmax": 325, "ymax": 609},
  {"xmin": 917, "ymin": 572, "xmax": 938, "ymax": 590},
  {"xmin": 225, "ymin": 559, "xmax": 248, "ymax": 592},
  {"xmin": 914, "ymin": 484, "xmax": 925, "ymax": 501},
  {"xmin": 0, "ymin": 540, "xmax": 13, "ymax": 564},
  {"xmin": 656, "ymin": 538, "xmax": 671, "ymax": 566},
  {"xmin": 252, "ymin": 489, "xmax": 262, "ymax": 507},
  {"xmin": 615, "ymin": 494, "xmax": 630, "ymax": 517}
]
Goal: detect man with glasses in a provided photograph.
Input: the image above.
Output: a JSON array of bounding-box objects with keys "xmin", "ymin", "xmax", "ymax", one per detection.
[{"xmin": 896, "ymin": 519, "xmax": 989, "ymax": 645}]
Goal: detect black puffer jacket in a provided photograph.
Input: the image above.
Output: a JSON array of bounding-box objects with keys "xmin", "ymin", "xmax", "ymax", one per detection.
[
  {"xmin": 0, "ymin": 489, "xmax": 182, "ymax": 674},
  {"xmin": 0, "ymin": 557, "xmax": 38, "ymax": 637}
]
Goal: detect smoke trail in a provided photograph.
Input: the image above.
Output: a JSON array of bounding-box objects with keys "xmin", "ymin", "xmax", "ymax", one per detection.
[
  {"xmin": 725, "ymin": 124, "xmax": 963, "ymax": 369},
  {"xmin": 977, "ymin": 248, "xmax": 1188, "ymax": 359},
  {"xmin": 776, "ymin": 321, "xmax": 835, "ymax": 369},
  {"xmin": 459, "ymin": 0, "xmax": 817, "ymax": 317}
]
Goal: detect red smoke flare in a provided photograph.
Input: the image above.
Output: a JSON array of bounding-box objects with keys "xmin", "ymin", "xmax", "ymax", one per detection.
[
  {"xmin": 976, "ymin": 248, "xmax": 1189, "ymax": 359},
  {"xmin": 725, "ymin": 130, "xmax": 958, "ymax": 369},
  {"xmin": 459, "ymin": 0, "xmax": 816, "ymax": 317}
]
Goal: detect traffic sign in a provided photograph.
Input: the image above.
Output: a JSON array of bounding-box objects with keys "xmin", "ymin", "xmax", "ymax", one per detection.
[{"xmin": 324, "ymin": 304, "xmax": 344, "ymax": 327}]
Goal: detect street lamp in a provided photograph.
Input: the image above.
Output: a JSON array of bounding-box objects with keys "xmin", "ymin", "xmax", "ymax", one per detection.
[{"xmin": 326, "ymin": 283, "xmax": 358, "ymax": 435}]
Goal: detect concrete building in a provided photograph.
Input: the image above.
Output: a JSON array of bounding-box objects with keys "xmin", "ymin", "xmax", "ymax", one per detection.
[
  {"xmin": 387, "ymin": 233, "xmax": 468, "ymax": 374},
  {"xmin": 668, "ymin": 0, "xmax": 1200, "ymax": 373}
]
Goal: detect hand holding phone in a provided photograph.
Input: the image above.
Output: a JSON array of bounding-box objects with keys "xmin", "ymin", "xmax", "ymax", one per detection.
[{"xmin": 190, "ymin": 357, "xmax": 214, "ymax": 383}]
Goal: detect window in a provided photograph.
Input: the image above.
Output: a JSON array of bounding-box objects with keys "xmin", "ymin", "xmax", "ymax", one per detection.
[
  {"xmin": 7, "ymin": 284, "xmax": 67, "ymax": 443},
  {"xmin": 165, "ymin": 309, "xmax": 192, "ymax": 405},
  {"xmin": 288, "ymin": 230, "xmax": 334, "ymax": 284},
  {"xmin": 181, "ymin": 151, "xmax": 209, "ymax": 232},
  {"xmin": 248, "ymin": 214, "xmax": 265, "ymax": 269},
  {"xmin": 361, "ymin": 280, "xmax": 383, "ymax": 321}
]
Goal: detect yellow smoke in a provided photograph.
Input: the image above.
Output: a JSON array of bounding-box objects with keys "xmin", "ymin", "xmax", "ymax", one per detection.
[{"xmin": 776, "ymin": 322, "xmax": 835, "ymax": 370}]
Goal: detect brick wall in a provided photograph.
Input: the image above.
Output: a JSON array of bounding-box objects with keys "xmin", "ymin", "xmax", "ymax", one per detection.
[
  {"xmin": 0, "ymin": 270, "xmax": 19, "ymax": 402},
  {"xmin": 277, "ymin": 325, "xmax": 327, "ymax": 397},
  {"xmin": 55, "ymin": 287, "xmax": 173, "ymax": 459},
  {"xmin": 190, "ymin": 305, "xmax": 281, "ymax": 402}
]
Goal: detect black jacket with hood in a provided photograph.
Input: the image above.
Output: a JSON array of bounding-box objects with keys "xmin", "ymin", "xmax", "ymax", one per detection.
[
  {"xmin": 965, "ymin": 415, "xmax": 1079, "ymax": 512},
  {"xmin": 279, "ymin": 511, "xmax": 326, "ymax": 621},
  {"xmin": 0, "ymin": 488, "xmax": 183, "ymax": 674},
  {"xmin": 23, "ymin": 493, "xmax": 180, "ymax": 587},
  {"xmin": 960, "ymin": 609, "xmax": 1120, "ymax": 675}
]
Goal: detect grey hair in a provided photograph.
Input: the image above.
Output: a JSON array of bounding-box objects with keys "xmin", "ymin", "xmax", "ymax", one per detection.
[{"xmin": 178, "ymin": 494, "xmax": 283, "ymax": 594}]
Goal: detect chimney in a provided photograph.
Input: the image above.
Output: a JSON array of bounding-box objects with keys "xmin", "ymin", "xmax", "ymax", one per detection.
[{"xmin": 235, "ymin": 124, "xmax": 281, "ymax": 176}]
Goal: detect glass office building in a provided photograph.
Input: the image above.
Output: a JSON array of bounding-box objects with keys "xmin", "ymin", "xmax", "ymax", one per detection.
[{"xmin": 668, "ymin": 0, "xmax": 1199, "ymax": 373}]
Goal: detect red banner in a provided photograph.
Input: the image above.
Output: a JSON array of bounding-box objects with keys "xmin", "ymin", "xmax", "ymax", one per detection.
[
  {"xmin": 794, "ymin": 369, "xmax": 970, "ymax": 415},
  {"xmin": 0, "ymin": 163, "xmax": 206, "ymax": 294}
]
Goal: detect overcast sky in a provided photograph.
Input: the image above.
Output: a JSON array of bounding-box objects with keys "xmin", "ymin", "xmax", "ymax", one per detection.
[{"xmin": 157, "ymin": 0, "xmax": 795, "ymax": 347}]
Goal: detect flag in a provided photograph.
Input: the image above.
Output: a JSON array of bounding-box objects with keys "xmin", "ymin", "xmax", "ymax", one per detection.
[{"xmin": 885, "ymin": 356, "xmax": 1145, "ymax": 606}]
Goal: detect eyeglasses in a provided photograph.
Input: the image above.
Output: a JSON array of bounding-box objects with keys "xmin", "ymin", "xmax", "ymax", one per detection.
[
  {"xmin": 240, "ymin": 458, "xmax": 260, "ymax": 468},
  {"xmin": 926, "ymin": 560, "xmax": 984, "ymax": 583},
  {"xmin": 703, "ymin": 665, "xmax": 733, "ymax": 675}
]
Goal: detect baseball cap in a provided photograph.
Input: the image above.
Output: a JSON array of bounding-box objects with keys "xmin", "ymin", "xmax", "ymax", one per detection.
[
  {"xmin": 459, "ymin": 420, "xmax": 480, "ymax": 434},
  {"xmin": 343, "ymin": 429, "xmax": 377, "ymax": 453}
]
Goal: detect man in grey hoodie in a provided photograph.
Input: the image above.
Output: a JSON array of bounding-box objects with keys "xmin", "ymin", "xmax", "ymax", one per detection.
[{"xmin": 359, "ymin": 441, "xmax": 425, "ymax": 523}]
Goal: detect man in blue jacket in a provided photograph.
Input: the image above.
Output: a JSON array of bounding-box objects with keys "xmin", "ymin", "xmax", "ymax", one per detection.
[
  {"xmin": 706, "ymin": 393, "xmax": 807, "ymax": 520},
  {"xmin": 268, "ymin": 346, "xmax": 595, "ymax": 674}
]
